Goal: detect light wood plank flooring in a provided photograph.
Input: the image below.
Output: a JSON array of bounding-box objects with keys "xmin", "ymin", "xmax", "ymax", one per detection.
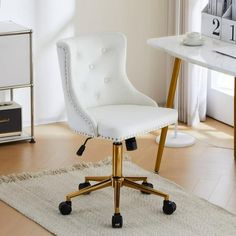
[{"xmin": 0, "ymin": 118, "xmax": 235, "ymax": 236}]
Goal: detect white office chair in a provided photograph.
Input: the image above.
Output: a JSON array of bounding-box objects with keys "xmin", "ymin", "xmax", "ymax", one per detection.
[{"xmin": 57, "ymin": 32, "xmax": 178, "ymax": 228}]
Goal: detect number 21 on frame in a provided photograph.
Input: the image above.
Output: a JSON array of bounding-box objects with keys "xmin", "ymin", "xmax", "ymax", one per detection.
[
  {"xmin": 221, "ymin": 5, "xmax": 236, "ymax": 44},
  {"xmin": 201, "ymin": 7, "xmax": 222, "ymax": 40},
  {"xmin": 201, "ymin": 4, "xmax": 236, "ymax": 44}
]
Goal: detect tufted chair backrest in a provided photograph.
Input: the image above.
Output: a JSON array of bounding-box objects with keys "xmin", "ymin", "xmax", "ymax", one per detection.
[
  {"xmin": 57, "ymin": 32, "xmax": 157, "ymax": 137},
  {"xmin": 58, "ymin": 32, "xmax": 143, "ymax": 108}
]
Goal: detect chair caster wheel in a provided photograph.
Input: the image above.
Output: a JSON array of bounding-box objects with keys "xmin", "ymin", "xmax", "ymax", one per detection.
[
  {"xmin": 79, "ymin": 181, "xmax": 91, "ymax": 194},
  {"xmin": 141, "ymin": 181, "xmax": 153, "ymax": 194},
  {"xmin": 112, "ymin": 213, "xmax": 123, "ymax": 228},
  {"xmin": 163, "ymin": 200, "xmax": 176, "ymax": 215},
  {"xmin": 59, "ymin": 201, "xmax": 72, "ymax": 215}
]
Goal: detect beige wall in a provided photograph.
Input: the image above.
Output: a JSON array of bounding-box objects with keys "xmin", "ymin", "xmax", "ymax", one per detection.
[
  {"xmin": 74, "ymin": 0, "xmax": 169, "ymax": 103},
  {"xmin": 0, "ymin": 0, "xmax": 170, "ymax": 125}
]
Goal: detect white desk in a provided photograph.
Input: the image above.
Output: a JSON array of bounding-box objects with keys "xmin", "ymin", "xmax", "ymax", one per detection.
[{"xmin": 148, "ymin": 35, "xmax": 236, "ymax": 172}]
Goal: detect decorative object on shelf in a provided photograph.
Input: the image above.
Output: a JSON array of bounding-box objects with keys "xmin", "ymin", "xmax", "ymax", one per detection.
[
  {"xmin": 0, "ymin": 21, "xmax": 35, "ymax": 144},
  {"xmin": 202, "ymin": 0, "xmax": 236, "ymax": 44},
  {"xmin": 0, "ymin": 101, "xmax": 22, "ymax": 138}
]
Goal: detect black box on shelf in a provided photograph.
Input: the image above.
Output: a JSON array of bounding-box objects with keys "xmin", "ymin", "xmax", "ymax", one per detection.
[{"xmin": 0, "ymin": 102, "xmax": 22, "ymax": 138}]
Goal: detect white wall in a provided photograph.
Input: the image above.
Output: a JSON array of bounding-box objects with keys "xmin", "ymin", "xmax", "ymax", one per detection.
[{"xmin": 0, "ymin": 0, "xmax": 169, "ymax": 125}]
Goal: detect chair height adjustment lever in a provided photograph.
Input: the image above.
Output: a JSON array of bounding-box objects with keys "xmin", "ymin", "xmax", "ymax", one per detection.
[
  {"xmin": 76, "ymin": 137, "xmax": 93, "ymax": 156},
  {"xmin": 125, "ymin": 137, "xmax": 137, "ymax": 151}
]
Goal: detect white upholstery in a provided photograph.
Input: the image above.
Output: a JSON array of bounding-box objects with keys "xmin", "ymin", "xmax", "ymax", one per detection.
[
  {"xmin": 88, "ymin": 105, "xmax": 177, "ymax": 141},
  {"xmin": 57, "ymin": 32, "xmax": 177, "ymax": 141}
]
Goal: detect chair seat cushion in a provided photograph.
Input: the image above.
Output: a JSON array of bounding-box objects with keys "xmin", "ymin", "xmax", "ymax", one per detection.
[{"xmin": 88, "ymin": 105, "xmax": 177, "ymax": 141}]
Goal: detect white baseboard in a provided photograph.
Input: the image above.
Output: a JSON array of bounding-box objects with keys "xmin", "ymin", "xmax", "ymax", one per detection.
[{"xmin": 23, "ymin": 117, "xmax": 67, "ymax": 127}]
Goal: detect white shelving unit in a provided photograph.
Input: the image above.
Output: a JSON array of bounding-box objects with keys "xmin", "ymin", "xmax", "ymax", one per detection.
[{"xmin": 0, "ymin": 21, "xmax": 35, "ymax": 144}]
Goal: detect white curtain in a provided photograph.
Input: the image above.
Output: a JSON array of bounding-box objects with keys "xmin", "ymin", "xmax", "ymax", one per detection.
[{"xmin": 177, "ymin": 0, "xmax": 209, "ymax": 126}]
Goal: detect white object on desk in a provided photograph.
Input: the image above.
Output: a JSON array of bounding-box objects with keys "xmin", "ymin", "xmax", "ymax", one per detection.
[
  {"xmin": 221, "ymin": 5, "xmax": 236, "ymax": 44},
  {"xmin": 232, "ymin": 0, "xmax": 236, "ymax": 20},
  {"xmin": 208, "ymin": 0, "xmax": 227, "ymax": 16},
  {"xmin": 216, "ymin": 0, "xmax": 226, "ymax": 16},
  {"xmin": 202, "ymin": 4, "xmax": 222, "ymax": 40},
  {"xmin": 214, "ymin": 45, "xmax": 236, "ymax": 58},
  {"xmin": 212, "ymin": 0, "xmax": 217, "ymax": 15},
  {"xmin": 203, "ymin": 1, "xmax": 236, "ymax": 42},
  {"xmin": 182, "ymin": 32, "xmax": 205, "ymax": 46}
]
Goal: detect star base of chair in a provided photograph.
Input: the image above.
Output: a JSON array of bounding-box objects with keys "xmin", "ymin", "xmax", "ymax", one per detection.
[{"xmin": 59, "ymin": 142, "xmax": 176, "ymax": 228}]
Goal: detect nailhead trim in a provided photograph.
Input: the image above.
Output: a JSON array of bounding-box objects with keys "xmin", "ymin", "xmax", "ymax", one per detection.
[
  {"xmin": 58, "ymin": 45, "xmax": 97, "ymax": 136},
  {"xmin": 58, "ymin": 45, "xmax": 177, "ymax": 141},
  {"xmin": 69, "ymin": 118, "xmax": 177, "ymax": 141},
  {"xmin": 97, "ymin": 118, "xmax": 177, "ymax": 142}
]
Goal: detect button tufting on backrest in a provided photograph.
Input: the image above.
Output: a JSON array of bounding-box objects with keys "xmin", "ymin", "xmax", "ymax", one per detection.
[
  {"xmin": 57, "ymin": 32, "xmax": 159, "ymax": 140},
  {"xmin": 89, "ymin": 64, "xmax": 95, "ymax": 70},
  {"xmin": 59, "ymin": 32, "xmax": 134, "ymax": 111},
  {"xmin": 101, "ymin": 47, "xmax": 108, "ymax": 54},
  {"xmin": 82, "ymin": 83, "xmax": 87, "ymax": 90},
  {"xmin": 95, "ymin": 92, "xmax": 101, "ymax": 100},
  {"xmin": 104, "ymin": 77, "xmax": 111, "ymax": 83}
]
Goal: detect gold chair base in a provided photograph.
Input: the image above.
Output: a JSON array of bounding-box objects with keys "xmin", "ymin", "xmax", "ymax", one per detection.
[
  {"xmin": 64, "ymin": 142, "xmax": 170, "ymax": 216},
  {"xmin": 66, "ymin": 175, "xmax": 169, "ymax": 210}
]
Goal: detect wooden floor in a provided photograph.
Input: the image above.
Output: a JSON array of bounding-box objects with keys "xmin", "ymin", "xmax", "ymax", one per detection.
[{"xmin": 0, "ymin": 118, "xmax": 235, "ymax": 235}]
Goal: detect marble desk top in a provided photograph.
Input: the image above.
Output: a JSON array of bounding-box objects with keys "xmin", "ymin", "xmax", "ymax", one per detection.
[{"xmin": 148, "ymin": 35, "xmax": 236, "ymax": 77}]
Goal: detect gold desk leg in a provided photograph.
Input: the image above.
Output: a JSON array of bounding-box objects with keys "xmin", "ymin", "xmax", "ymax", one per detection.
[
  {"xmin": 234, "ymin": 77, "xmax": 236, "ymax": 159},
  {"xmin": 85, "ymin": 176, "xmax": 110, "ymax": 182},
  {"xmin": 155, "ymin": 58, "xmax": 182, "ymax": 173},
  {"xmin": 123, "ymin": 178, "xmax": 169, "ymax": 201},
  {"xmin": 66, "ymin": 178, "xmax": 111, "ymax": 201}
]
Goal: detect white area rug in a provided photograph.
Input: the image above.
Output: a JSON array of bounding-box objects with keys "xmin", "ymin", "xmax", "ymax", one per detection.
[{"xmin": 0, "ymin": 158, "xmax": 236, "ymax": 236}]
